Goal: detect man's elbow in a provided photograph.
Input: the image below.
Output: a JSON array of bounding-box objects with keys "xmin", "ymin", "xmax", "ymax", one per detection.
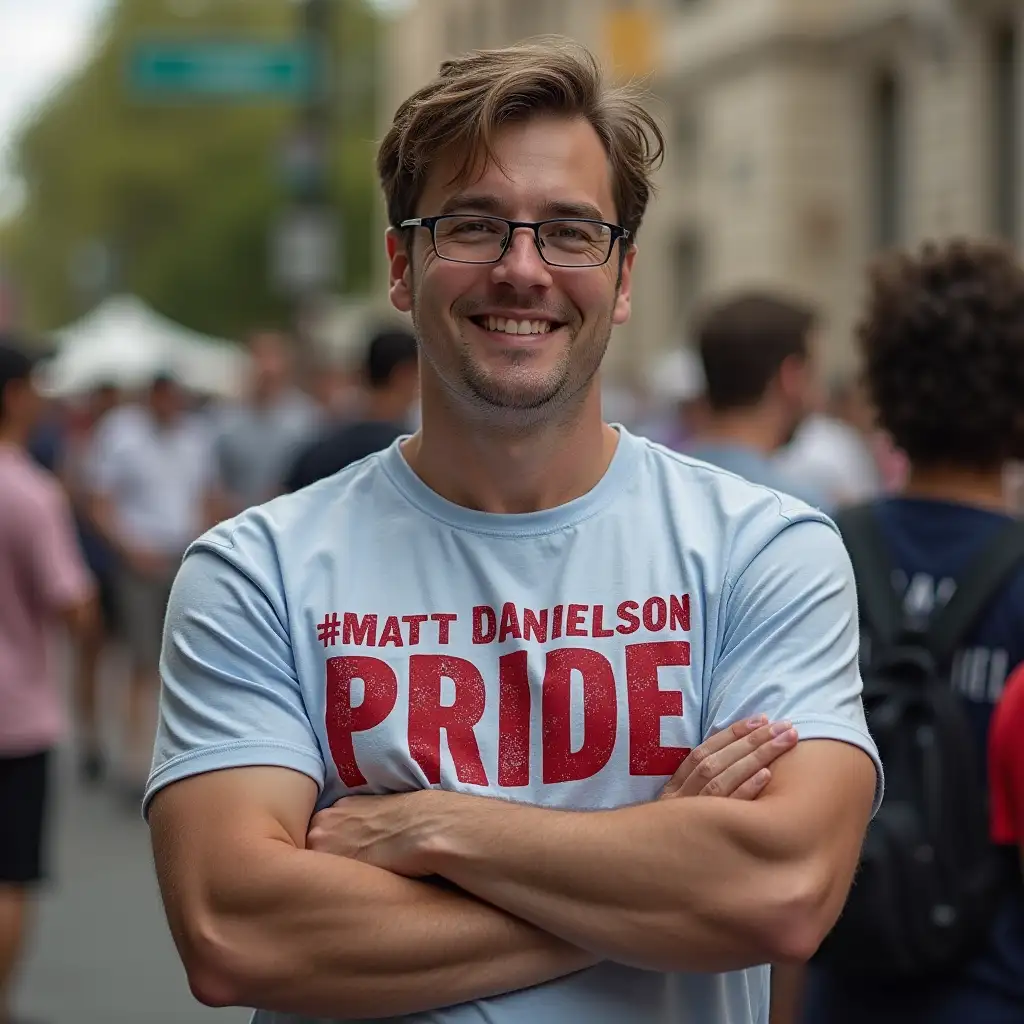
[
  {"xmin": 762, "ymin": 863, "xmax": 849, "ymax": 964},
  {"xmin": 175, "ymin": 909, "xmax": 273, "ymax": 1009}
]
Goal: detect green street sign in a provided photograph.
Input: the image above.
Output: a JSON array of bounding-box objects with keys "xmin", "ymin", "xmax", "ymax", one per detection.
[{"xmin": 128, "ymin": 39, "xmax": 317, "ymax": 100}]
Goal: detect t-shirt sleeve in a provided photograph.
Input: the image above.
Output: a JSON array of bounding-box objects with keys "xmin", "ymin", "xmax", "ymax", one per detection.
[
  {"xmin": 143, "ymin": 538, "xmax": 325, "ymax": 818},
  {"xmin": 989, "ymin": 664, "xmax": 1024, "ymax": 846},
  {"xmin": 707, "ymin": 516, "xmax": 884, "ymax": 813}
]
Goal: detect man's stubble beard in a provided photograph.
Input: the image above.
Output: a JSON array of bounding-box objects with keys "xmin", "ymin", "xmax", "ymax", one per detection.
[{"xmin": 411, "ymin": 300, "xmax": 614, "ymax": 428}]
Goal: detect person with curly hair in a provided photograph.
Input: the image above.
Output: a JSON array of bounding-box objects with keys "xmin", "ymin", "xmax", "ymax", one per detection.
[{"xmin": 789, "ymin": 238, "xmax": 1024, "ymax": 1024}]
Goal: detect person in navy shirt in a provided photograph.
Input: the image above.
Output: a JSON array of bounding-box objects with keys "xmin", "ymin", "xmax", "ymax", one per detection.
[{"xmin": 792, "ymin": 239, "xmax": 1024, "ymax": 1023}]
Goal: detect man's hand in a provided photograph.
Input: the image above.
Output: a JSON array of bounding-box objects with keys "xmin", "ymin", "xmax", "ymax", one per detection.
[
  {"xmin": 660, "ymin": 716, "xmax": 798, "ymax": 800},
  {"xmin": 308, "ymin": 790, "xmax": 439, "ymax": 877},
  {"xmin": 307, "ymin": 716, "xmax": 799, "ymax": 873}
]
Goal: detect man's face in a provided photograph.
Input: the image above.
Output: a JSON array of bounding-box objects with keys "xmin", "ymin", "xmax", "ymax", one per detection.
[
  {"xmin": 249, "ymin": 333, "xmax": 292, "ymax": 393},
  {"xmin": 149, "ymin": 380, "xmax": 182, "ymax": 423},
  {"xmin": 386, "ymin": 115, "xmax": 635, "ymax": 421}
]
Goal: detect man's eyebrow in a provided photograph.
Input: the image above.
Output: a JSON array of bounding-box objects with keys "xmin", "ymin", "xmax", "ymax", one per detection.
[
  {"xmin": 537, "ymin": 199, "xmax": 608, "ymax": 222},
  {"xmin": 436, "ymin": 194, "xmax": 610, "ymax": 223},
  {"xmin": 438, "ymin": 193, "xmax": 506, "ymax": 216}
]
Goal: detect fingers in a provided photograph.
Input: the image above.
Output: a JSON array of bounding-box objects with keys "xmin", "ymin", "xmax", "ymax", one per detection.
[
  {"xmin": 661, "ymin": 719, "xmax": 797, "ymax": 799},
  {"xmin": 731, "ymin": 768, "xmax": 772, "ymax": 800},
  {"xmin": 695, "ymin": 725, "xmax": 798, "ymax": 798},
  {"xmin": 662, "ymin": 714, "xmax": 768, "ymax": 796}
]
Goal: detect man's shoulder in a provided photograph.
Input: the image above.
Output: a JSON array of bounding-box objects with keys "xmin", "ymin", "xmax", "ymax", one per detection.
[
  {"xmin": 632, "ymin": 431, "xmax": 830, "ymax": 525},
  {"xmin": 625, "ymin": 431, "xmax": 839, "ymax": 571}
]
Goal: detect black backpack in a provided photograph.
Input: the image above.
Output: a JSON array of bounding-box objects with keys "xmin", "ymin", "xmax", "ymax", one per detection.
[{"xmin": 815, "ymin": 503, "xmax": 1024, "ymax": 982}]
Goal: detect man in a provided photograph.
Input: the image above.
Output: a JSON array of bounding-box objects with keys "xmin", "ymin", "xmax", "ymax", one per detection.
[
  {"xmin": 145, "ymin": 43, "xmax": 880, "ymax": 1024},
  {"xmin": 213, "ymin": 330, "xmax": 320, "ymax": 514},
  {"xmin": 88, "ymin": 372, "xmax": 217, "ymax": 793},
  {"xmin": 0, "ymin": 339, "xmax": 95, "ymax": 1022},
  {"xmin": 791, "ymin": 239, "xmax": 1024, "ymax": 1023},
  {"xmin": 687, "ymin": 292, "xmax": 830, "ymax": 510},
  {"xmin": 281, "ymin": 326, "xmax": 419, "ymax": 493}
]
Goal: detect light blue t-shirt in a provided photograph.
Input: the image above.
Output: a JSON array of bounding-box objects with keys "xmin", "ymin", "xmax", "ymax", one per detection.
[
  {"xmin": 687, "ymin": 442, "xmax": 831, "ymax": 514},
  {"xmin": 145, "ymin": 426, "xmax": 882, "ymax": 1024}
]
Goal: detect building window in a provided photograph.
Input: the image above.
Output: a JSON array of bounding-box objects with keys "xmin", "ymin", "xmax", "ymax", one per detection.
[
  {"xmin": 870, "ymin": 70, "xmax": 904, "ymax": 249},
  {"xmin": 673, "ymin": 231, "xmax": 705, "ymax": 321},
  {"xmin": 991, "ymin": 23, "xmax": 1019, "ymax": 243},
  {"xmin": 674, "ymin": 107, "xmax": 702, "ymax": 178}
]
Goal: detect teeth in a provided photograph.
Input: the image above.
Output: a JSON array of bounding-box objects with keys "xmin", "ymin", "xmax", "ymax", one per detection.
[{"xmin": 483, "ymin": 316, "xmax": 552, "ymax": 335}]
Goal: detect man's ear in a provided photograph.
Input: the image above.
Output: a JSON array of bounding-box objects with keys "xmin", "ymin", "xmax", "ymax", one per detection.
[
  {"xmin": 387, "ymin": 228, "xmax": 413, "ymax": 313},
  {"xmin": 612, "ymin": 244, "xmax": 637, "ymax": 326}
]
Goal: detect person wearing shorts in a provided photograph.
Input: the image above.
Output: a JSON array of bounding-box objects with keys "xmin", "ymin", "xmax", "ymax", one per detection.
[
  {"xmin": 0, "ymin": 338, "xmax": 95, "ymax": 1022},
  {"xmin": 144, "ymin": 42, "xmax": 882, "ymax": 1024}
]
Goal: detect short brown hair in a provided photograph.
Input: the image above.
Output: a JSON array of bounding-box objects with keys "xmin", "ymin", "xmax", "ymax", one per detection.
[
  {"xmin": 859, "ymin": 238, "xmax": 1024, "ymax": 468},
  {"xmin": 377, "ymin": 41, "xmax": 665, "ymax": 238},
  {"xmin": 695, "ymin": 292, "xmax": 817, "ymax": 412}
]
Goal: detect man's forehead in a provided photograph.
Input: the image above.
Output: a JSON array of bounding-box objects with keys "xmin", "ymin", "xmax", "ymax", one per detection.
[{"xmin": 417, "ymin": 117, "xmax": 618, "ymax": 220}]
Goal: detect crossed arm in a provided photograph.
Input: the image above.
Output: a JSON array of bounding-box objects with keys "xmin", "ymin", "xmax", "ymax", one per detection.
[{"xmin": 149, "ymin": 736, "xmax": 874, "ymax": 1018}]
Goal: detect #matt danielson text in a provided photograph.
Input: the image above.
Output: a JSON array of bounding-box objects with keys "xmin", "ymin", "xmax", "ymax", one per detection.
[{"xmin": 316, "ymin": 594, "xmax": 691, "ymax": 649}]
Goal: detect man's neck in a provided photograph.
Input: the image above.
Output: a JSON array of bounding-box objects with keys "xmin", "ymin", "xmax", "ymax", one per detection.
[
  {"xmin": 694, "ymin": 406, "xmax": 785, "ymax": 457},
  {"xmin": 403, "ymin": 382, "xmax": 616, "ymax": 514},
  {"xmin": 903, "ymin": 465, "xmax": 1010, "ymax": 514}
]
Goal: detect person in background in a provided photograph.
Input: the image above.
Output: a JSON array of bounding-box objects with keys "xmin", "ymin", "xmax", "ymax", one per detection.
[
  {"xmin": 87, "ymin": 372, "xmax": 217, "ymax": 797},
  {"xmin": 774, "ymin": 376, "xmax": 883, "ymax": 510},
  {"xmin": 0, "ymin": 338, "xmax": 96, "ymax": 1023},
  {"xmin": 213, "ymin": 330, "xmax": 320, "ymax": 515},
  {"xmin": 635, "ymin": 346, "xmax": 708, "ymax": 452},
  {"xmin": 281, "ymin": 326, "xmax": 419, "ymax": 493},
  {"xmin": 990, "ymin": 659, "xmax": 1024, "ymax": 879},
  {"xmin": 59, "ymin": 381, "xmax": 121, "ymax": 783},
  {"xmin": 787, "ymin": 239, "xmax": 1024, "ymax": 1024},
  {"xmin": 687, "ymin": 292, "xmax": 829, "ymax": 511}
]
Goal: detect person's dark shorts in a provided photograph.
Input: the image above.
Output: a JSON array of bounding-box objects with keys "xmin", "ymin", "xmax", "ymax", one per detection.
[
  {"xmin": 0, "ymin": 750, "xmax": 51, "ymax": 885},
  {"xmin": 97, "ymin": 568, "xmax": 120, "ymax": 635}
]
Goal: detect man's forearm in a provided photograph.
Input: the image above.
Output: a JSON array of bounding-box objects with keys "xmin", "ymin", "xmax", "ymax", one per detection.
[
  {"xmin": 418, "ymin": 795, "xmax": 814, "ymax": 973},
  {"xmin": 188, "ymin": 840, "xmax": 595, "ymax": 1017}
]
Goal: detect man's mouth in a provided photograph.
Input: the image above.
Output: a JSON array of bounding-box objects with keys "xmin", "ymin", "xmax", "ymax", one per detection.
[{"xmin": 468, "ymin": 315, "xmax": 565, "ymax": 338}]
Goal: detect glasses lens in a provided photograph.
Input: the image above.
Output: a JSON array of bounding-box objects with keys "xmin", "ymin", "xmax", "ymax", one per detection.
[
  {"xmin": 434, "ymin": 216, "xmax": 509, "ymax": 263},
  {"xmin": 538, "ymin": 220, "xmax": 613, "ymax": 266}
]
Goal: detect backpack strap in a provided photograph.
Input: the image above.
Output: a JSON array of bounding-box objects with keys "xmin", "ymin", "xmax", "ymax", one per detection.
[
  {"xmin": 833, "ymin": 503, "xmax": 905, "ymax": 651},
  {"xmin": 921, "ymin": 518, "xmax": 1024, "ymax": 668}
]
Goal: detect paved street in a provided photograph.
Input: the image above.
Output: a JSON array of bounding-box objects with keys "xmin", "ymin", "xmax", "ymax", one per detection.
[{"xmin": 14, "ymin": 747, "xmax": 250, "ymax": 1024}]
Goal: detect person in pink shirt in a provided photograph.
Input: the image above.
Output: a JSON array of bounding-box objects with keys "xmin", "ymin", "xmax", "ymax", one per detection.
[{"xmin": 0, "ymin": 338, "xmax": 96, "ymax": 1023}]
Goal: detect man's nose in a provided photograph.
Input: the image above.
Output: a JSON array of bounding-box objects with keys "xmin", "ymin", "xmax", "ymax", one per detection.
[{"xmin": 490, "ymin": 228, "xmax": 554, "ymax": 288}]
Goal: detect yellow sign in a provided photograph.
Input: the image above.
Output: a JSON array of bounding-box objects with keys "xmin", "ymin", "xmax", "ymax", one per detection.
[{"xmin": 605, "ymin": 8, "xmax": 659, "ymax": 79}]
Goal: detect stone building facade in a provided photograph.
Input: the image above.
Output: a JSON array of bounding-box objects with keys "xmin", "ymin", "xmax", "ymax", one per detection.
[{"xmin": 378, "ymin": 0, "xmax": 1024, "ymax": 381}]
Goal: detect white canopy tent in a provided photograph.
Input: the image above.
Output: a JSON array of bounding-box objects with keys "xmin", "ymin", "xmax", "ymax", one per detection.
[{"xmin": 39, "ymin": 294, "xmax": 246, "ymax": 399}]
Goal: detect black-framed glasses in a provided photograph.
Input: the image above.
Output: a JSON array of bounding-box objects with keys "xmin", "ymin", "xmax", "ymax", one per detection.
[{"xmin": 399, "ymin": 214, "xmax": 630, "ymax": 268}]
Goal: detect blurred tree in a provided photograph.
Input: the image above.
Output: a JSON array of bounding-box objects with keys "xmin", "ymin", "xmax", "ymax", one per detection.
[{"xmin": 0, "ymin": 0, "xmax": 381, "ymax": 338}]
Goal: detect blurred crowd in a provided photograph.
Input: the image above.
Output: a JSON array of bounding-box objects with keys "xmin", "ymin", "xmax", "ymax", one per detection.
[
  {"xmin": 2, "ymin": 236, "xmax": 1024, "ymax": 1023},
  {"xmin": 5, "ymin": 277, "xmax": 1022, "ymax": 802}
]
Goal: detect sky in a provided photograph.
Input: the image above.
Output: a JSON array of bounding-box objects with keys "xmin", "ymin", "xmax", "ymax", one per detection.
[
  {"xmin": 0, "ymin": 0, "xmax": 111, "ymax": 215},
  {"xmin": 0, "ymin": 0, "xmax": 414, "ymax": 218}
]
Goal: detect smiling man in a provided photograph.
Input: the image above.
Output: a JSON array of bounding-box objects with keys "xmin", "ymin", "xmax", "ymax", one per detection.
[{"xmin": 145, "ymin": 42, "xmax": 881, "ymax": 1024}]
